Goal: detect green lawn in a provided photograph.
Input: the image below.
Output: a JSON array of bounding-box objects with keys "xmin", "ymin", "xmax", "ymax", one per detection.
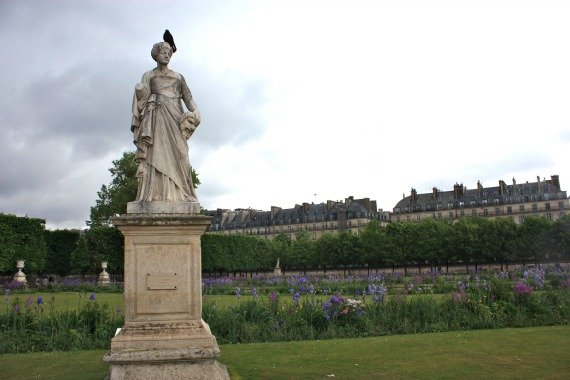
[
  {"xmin": 1, "ymin": 292, "xmax": 124, "ymax": 313},
  {"xmin": 0, "ymin": 326, "xmax": 568, "ymax": 379},
  {"xmin": 1, "ymin": 292, "xmax": 448, "ymax": 313}
]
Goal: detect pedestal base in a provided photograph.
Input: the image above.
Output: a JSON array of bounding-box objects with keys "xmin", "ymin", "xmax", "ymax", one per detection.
[
  {"xmin": 104, "ymin": 319, "xmax": 229, "ymax": 380},
  {"xmin": 106, "ymin": 212, "xmax": 229, "ymax": 379},
  {"xmin": 107, "ymin": 360, "xmax": 229, "ymax": 380}
]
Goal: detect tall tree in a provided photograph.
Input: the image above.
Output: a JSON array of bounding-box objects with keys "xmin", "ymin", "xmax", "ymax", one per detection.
[
  {"xmin": 88, "ymin": 151, "xmax": 200, "ymax": 227},
  {"xmin": 45, "ymin": 229, "xmax": 80, "ymax": 276},
  {"xmin": 360, "ymin": 220, "xmax": 387, "ymax": 271}
]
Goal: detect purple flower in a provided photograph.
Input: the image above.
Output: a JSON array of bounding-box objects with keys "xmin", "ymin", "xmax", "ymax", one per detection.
[
  {"xmin": 293, "ymin": 291, "xmax": 301, "ymax": 305},
  {"xmin": 13, "ymin": 304, "xmax": 20, "ymax": 313},
  {"xmin": 89, "ymin": 293, "xmax": 96, "ymax": 301},
  {"xmin": 514, "ymin": 282, "xmax": 533, "ymax": 295},
  {"xmin": 329, "ymin": 295, "xmax": 344, "ymax": 305},
  {"xmin": 269, "ymin": 291, "xmax": 278, "ymax": 302},
  {"xmin": 252, "ymin": 287, "xmax": 258, "ymax": 300},
  {"xmin": 235, "ymin": 287, "xmax": 241, "ymax": 298},
  {"xmin": 37, "ymin": 296, "xmax": 43, "ymax": 305}
]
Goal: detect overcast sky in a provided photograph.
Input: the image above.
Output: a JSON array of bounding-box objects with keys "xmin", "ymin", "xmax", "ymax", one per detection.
[{"xmin": 1, "ymin": 0, "xmax": 569, "ymax": 229}]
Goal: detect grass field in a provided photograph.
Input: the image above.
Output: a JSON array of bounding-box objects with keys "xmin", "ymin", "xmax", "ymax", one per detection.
[
  {"xmin": 1, "ymin": 292, "xmax": 449, "ymax": 313},
  {"xmin": 0, "ymin": 326, "xmax": 568, "ymax": 379}
]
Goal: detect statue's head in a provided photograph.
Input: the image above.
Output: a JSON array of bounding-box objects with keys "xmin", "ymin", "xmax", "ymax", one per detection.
[{"xmin": 151, "ymin": 42, "xmax": 173, "ymax": 62}]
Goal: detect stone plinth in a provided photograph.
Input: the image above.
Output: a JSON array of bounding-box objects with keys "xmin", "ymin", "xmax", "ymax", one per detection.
[{"xmin": 104, "ymin": 212, "xmax": 229, "ymax": 380}]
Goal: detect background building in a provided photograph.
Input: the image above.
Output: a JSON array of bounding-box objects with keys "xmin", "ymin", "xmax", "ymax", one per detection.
[
  {"xmin": 205, "ymin": 196, "xmax": 390, "ymax": 239},
  {"xmin": 393, "ymin": 175, "xmax": 568, "ymax": 224}
]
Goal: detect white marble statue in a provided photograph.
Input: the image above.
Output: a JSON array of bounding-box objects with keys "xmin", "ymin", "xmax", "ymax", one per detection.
[{"xmin": 131, "ymin": 35, "xmax": 201, "ymax": 202}]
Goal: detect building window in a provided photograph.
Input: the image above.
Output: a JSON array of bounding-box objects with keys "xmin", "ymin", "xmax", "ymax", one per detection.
[
  {"xmin": 482, "ymin": 199, "xmax": 488, "ymax": 205},
  {"xmin": 437, "ymin": 213, "xmax": 442, "ymax": 219},
  {"xmin": 520, "ymin": 205, "xmax": 525, "ymax": 212},
  {"xmin": 507, "ymin": 206, "xmax": 512, "ymax": 214},
  {"xmin": 459, "ymin": 201, "xmax": 465, "ymax": 208},
  {"xmin": 559, "ymin": 202, "xmax": 565, "ymax": 210},
  {"xmin": 546, "ymin": 213, "xmax": 552, "ymax": 220},
  {"xmin": 470, "ymin": 200, "xmax": 476, "ymax": 207},
  {"xmin": 448, "ymin": 212, "xmax": 453, "ymax": 218},
  {"xmin": 460, "ymin": 210, "xmax": 465, "ymax": 217},
  {"xmin": 530, "ymin": 194, "xmax": 537, "ymax": 201},
  {"xmin": 545, "ymin": 203, "xmax": 551, "ymax": 210},
  {"xmin": 520, "ymin": 215, "xmax": 525, "ymax": 223},
  {"xmin": 416, "ymin": 214, "xmax": 421, "ymax": 221},
  {"xmin": 495, "ymin": 208, "xmax": 500, "ymax": 215},
  {"xmin": 544, "ymin": 193, "xmax": 550, "ymax": 200},
  {"xmin": 559, "ymin": 212, "xmax": 565, "ymax": 219},
  {"xmin": 447, "ymin": 202, "xmax": 454, "ymax": 209},
  {"xmin": 437, "ymin": 203, "xmax": 443, "ymax": 210},
  {"xmin": 532, "ymin": 204, "xmax": 538, "ymax": 211},
  {"xmin": 406, "ymin": 215, "xmax": 410, "ymax": 221},
  {"xmin": 483, "ymin": 209, "xmax": 488, "ymax": 216},
  {"xmin": 519, "ymin": 195, "xmax": 524, "ymax": 202},
  {"xmin": 471, "ymin": 210, "xmax": 476, "ymax": 216}
]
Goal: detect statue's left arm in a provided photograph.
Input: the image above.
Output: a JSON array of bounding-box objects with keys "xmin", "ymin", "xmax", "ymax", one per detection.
[{"xmin": 181, "ymin": 75, "xmax": 201, "ymax": 126}]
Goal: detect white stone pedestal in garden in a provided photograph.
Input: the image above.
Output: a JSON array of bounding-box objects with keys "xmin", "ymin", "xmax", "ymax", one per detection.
[{"xmin": 104, "ymin": 203, "xmax": 229, "ymax": 380}]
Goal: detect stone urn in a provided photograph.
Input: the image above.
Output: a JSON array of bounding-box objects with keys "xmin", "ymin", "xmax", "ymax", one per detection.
[
  {"xmin": 98, "ymin": 261, "xmax": 111, "ymax": 286},
  {"xmin": 14, "ymin": 260, "xmax": 27, "ymax": 283},
  {"xmin": 273, "ymin": 258, "xmax": 282, "ymax": 277}
]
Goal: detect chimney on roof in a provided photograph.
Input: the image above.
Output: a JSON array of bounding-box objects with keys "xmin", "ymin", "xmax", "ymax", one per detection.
[
  {"xmin": 512, "ymin": 177, "xmax": 517, "ymax": 186},
  {"xmin": 302, "ymin": 202, "xmax": 310, "ymax": 214},
  {"xmin": 345, "ymin": 196, "xmax": 354, "ymax": 206},
  {"xmin": 327, "ymin": 200, "xmax": 334, "ymax": 211},
  {"xmin": 453, "ymin": 183, "xmax": 464, "ymax": 200},
  {"xmin": 411, "ymin": 188, "xmax": 417, "ymax": 203},
  {"xmin": 270, "ymin": 206, "xmax": 281, "ymax": 219},
  {"xmin": 432, "ymin": 187, "xmax": 438, "ymax": 199},
  {"xmin": 499, "ymin": 180, "xmax": 507, "ymax": 195},
  {"xmin": 550, "ymin": 175, "xmax": 561, "ymax": 189}
]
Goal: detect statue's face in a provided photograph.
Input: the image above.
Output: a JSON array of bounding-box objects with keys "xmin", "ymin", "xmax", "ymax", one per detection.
[{"xmin": 157, "ymin": 47, "xmax": 171, "ymax": 65}]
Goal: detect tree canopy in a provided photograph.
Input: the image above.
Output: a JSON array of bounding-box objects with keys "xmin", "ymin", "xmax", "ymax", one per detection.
[{"xmin": 88, "ymin": 151, "xmax": 200, "ymax": 226}]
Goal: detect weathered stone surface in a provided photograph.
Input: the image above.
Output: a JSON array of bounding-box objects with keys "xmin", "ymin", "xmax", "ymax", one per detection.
[
  {"xmin": 126, "ymin": 201, "xmax": 200, "ymax": 214},
  {"xmin": 104, "ymin": 213, "xmax": 229, "ymax": 379},
  {"xmin": 107, "ymin": 359, "xmax": 229, "ymax": 380}
]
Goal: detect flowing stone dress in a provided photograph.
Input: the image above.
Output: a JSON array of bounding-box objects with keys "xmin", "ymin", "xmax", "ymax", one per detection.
[{"xmin": 131, "ymin": 68, "xmax": 197, "ymax": 202}]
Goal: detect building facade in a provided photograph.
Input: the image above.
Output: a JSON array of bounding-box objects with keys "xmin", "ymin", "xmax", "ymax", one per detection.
[
  {"xmin": 205, "ymin": 196, "xmax": 390, "ymax": 239},
  {"xmin": 392, "ymin": 175, "xmax": 568, "ymax": 224}
]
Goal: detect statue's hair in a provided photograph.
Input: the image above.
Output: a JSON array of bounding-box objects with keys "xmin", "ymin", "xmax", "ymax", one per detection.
[{"xmin": 151, "ymin": 42, "xmax": 173, "ymax": 62}]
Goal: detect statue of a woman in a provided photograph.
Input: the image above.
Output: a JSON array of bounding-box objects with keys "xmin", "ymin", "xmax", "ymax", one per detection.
[{"xmin": 131, "ymin": 31, "xmax": 200, "ymax": 202}]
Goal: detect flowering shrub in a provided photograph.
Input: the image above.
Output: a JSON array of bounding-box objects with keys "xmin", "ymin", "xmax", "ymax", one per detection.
[
  {"xmin": 322, "ymin": 295, "xmax": 365, "ymax": 323},
  {"xmin": 513, "ymin": 282, "xmax": 533, "ymax": 296}
]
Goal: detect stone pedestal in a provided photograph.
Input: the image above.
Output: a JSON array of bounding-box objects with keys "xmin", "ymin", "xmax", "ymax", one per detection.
[{"xmin": 104, "ymin": 207, "xmax": 229, "ymax": 380}]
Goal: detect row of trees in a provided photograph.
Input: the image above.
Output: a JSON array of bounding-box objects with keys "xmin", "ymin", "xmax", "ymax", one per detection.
[
  {"xmin": 0, "ymin": 213, "xmax": 123, "ymax": 277},
  {"xmin": 273, "ymin": 215, "xmax": 570, "ymax": 273},
  {"xmin": 2, "ymin": 212, "xmax": 569, "ymax": 277}
]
